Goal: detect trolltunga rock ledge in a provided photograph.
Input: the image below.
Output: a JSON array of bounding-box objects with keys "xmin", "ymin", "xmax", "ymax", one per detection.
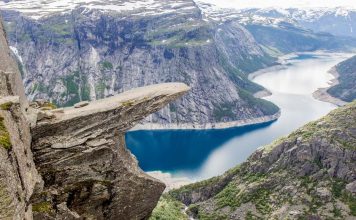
[{"xmin": 29, "ymin": 83, "xmax": 190, "ymax": 219}]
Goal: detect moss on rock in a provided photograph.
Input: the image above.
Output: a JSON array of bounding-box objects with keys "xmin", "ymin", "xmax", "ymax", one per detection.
[
  {"xmin": 0, "ymin": 116, "xmax": 11, "ymax": 150},
  {"xmin": 32, "ymin": 201, "xmax": 53, "ymax": 213},
  {"xmin": 0, "ymin": 102, "xmax": 13, "ymax": 111}
]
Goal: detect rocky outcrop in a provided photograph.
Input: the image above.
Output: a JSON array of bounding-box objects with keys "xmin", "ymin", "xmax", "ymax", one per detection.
[
  {"xmin": 0, "ymin": 0, "xmax": 280, "ymax": 128},
  {"xmin": 327, "ymin": 55, "xmax": 356, "ymax": 102},
  {"xmin": 30, "ymin": 83, "xmax": 189, "ymax": 219},
  {"xmin": 160, "ymin": 101, "xmax": 356, "ymax": 219},
  {"xmin": 314, "ymin": 55, "xmax": 356, "ymax": 106},
  {"xmin": 0, "ymin": 16, "xmax": 190, "ymax": 219},
  {"xmin": 0, "ymin": 18, "xmax": 43, "ymax": 219}
]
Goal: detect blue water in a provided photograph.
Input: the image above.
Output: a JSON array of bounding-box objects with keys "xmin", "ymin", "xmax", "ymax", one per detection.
[
  {"xmin": 127, "ymin": 121, "xmax": 274, "ymax": 172},
  {"xmin": 126, "ymin": 52, "xmax": 352, "ymax": 180}
]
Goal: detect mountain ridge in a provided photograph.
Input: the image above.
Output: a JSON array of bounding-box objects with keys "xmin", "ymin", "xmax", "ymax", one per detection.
[{"xmin": 1, "ymin": 0, "xmax": 281, "ymax": 128}]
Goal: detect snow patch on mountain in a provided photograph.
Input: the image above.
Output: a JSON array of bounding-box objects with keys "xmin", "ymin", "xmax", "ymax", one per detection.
[{"xmin": 0, "ymin": 0, "xmax": 194, "ymax": 19}]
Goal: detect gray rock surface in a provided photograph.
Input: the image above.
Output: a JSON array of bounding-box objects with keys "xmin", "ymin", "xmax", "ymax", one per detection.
[
  {"xmin": 31, "ymin": 83, "xmax": 190, "ymax": 219},
  {"xmin": 0, "ymin": 0, "xmax": 280, "ymax": 128},
  {"xmin": 0, "ymin": 18, "xmax": 43, "ymax": 220},
  {"xmin": 0, "ymin": 16, "xmax": 190, "ymax": 219}
]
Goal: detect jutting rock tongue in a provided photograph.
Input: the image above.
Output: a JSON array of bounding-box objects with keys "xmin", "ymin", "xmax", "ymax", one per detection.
[
  {"xmin": 30, "ymin": 83, "xmax": 190, "ymax": 219},
  {"xmin": 0, "ymin": 14, "xmax": 190, "ymax": 220}
]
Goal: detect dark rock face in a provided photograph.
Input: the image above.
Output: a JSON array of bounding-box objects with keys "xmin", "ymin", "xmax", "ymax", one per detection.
[
  {"xmin": 0, "ymin": 16, "xmax": 190, "ymax": 219},
  {"xmin": 168, "ymin": 102, "xmax": 356, "ymax": 219},
  {"xmin": 0, "ymin": 0, "xmax": 279, "ymax": 127},
  {"xmin": 327, "ymin": 55, "xmax": 356, "ymax": 102}
]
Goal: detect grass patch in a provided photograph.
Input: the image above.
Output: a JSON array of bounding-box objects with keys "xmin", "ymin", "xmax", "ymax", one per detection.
[
  {"xmin": 32, "ymin": 201, "xmax": 53, "ymax": 213},
  {"xmin": 215, "ymin": 182, "xmax": 240, "ymax": 209},
  {"xmin": 149, "ymin": 194, "xmax": 188, "ymax": 220},
  {"xmin": 0, "ymin": 117, "xmax": 11, "ymax": 150},
  {"xmin": 0, "ymin": 102, "xmax": 13, "ymax": 111}
]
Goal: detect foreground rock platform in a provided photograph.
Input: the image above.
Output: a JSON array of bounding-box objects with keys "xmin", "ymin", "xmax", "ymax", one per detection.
[{"xmin": 31, "ymin": 83, "xmax": 190, "ymax": 219}]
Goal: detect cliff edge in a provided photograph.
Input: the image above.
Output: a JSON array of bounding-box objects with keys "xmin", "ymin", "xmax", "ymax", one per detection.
[{"xmin": 0, "ymin": 16, "xmax": 190, "ymax": 219}]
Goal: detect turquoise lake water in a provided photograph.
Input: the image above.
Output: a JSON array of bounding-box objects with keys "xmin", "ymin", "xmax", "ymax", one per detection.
[{"xmin": 126, "ymin": 52, "xmax": 352, "ymax": 180}]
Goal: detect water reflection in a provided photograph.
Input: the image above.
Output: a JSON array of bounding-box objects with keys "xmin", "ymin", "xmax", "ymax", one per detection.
[{"xmin": 127, "ymin": 121, "xmax": 274, "ymax": 174}]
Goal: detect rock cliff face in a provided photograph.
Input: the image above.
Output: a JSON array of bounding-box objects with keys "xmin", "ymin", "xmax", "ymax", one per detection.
[
  {"xmin": 155, "ymin": 101, "xmax": 356, "ymax": 220},
  {"xmin": 327, "ymin": 55, "xmax": 356, "ymax": 102},
  {"xmin": 0, "ymin": 0, "xmax": 280, "ymax": 128},
  {"xmin": 0, "ymin": 17, "xmax": 190, "ymax": 219}
]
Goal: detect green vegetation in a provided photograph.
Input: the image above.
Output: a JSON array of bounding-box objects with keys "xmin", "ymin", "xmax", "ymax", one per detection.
[
  {"xmin": 41, "ymin": 102, "xmax": 57, "ymax": 110},
  {"xmin": 331, "ymin": 178, "xmax": 356, "ymax": 216},
  {"xmin": 0, "ymin": 117, "xmax": 11, "ymax": 150},
  {"xmin": 215, "ymin": 182, "xmax": 240, "ymax": 209},
  {"xmin": 0, "ymin": 102, "xmax": 13, "ymax": 111},
  {"xmin": 121, "ymin": 100, "xmax": 135, "ymax": 107},
  {"xmin": 32, "ymin": 201, "xmax": 53, "ymax": 213},
  {"xmin": 345, "ymin": 194, "xmax": 356, "ymax": 216},
  {"xmin": 331, "ymin": 180, "xmax": 346, "ymax": 198},
  {"xmin": 169, "ymin": 104, "xmax": 177, "ymax": 112},
  {"xmin": 197, "ymin": 211, "xmax": 228, "ymax": 220},
  {"xmin": 0, "ymin": 182, "xmax": 14, "ymax": 217},
  {"xmin": 100, "ymin": 61, "xmax": 114, "ymax": 70},
  {"xmin": 43, "ymin": 23, "xmax": 72, "ymax": 36},
  {"xmin": 95, "ymin": 81, "xmax": 107, "ymax": 97},
  {"xmin": 61, "ymin": 71, "xmax": 90, "ymax": 106},
  {"xmin": 332, "ymin": 205, "xmax": 342, "ymax": 218},
  {"xmin": 170, "ymin": 165, "xmax": 241, "ymax": 199},
  {"xmin": 245, "ymin": 211, "xmax": 262, "ymax": 220},
  {"xmin": 238, "ymin": 89, "xmax": 280, "ymax": 115},
  {"xmin": 154, "ymin": 102, "xmax": 356, "ymax": 219},
  {"xmin": 240, "ymin": 188, "xmax": 272, "ymax": 215},
  {"xmin": 213, "ymin": 101, "xmax": 237, "ymax": 121},
  {"xmin": 149, "ymin": 194, "xmax": 188, "ymax": 220},
  {"xmin": 147, "ymin": 20, "xmax": 212, "ymax": 48}
]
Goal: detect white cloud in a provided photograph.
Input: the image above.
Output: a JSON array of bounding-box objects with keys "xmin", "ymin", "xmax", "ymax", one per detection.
[{"xmin": 198, "ymin": 0, "xmax": 356, "ymax": 9}]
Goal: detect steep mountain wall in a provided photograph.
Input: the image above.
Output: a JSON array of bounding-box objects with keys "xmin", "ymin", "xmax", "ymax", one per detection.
[
  {"xmin": 327, "ymin": 55, "xmax": 356, "ymax": 102},
  {"xmin": 0, "ymin": 18, "xmax": 42, "ymax": 220},
  {"xmin": 0, "ymin": 0, "xmax": 280, "ymax": 128}
]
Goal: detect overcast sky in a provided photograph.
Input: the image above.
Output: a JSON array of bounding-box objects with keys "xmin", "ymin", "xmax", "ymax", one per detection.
[{"xmin": 198, "ymin": 0, "xmax": 356, "ymax": 9}]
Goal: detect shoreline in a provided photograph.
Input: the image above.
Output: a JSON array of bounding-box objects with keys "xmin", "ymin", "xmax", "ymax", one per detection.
[
  {"xmin": 312, "ymin": 67, "xmax": 348, "ymax": 107},
  {"xmin": 132, "ymin": 51, "xmax": 348, "ymax": 132},
  {"xmin": 147, "ymin": 171, "xmax": 193, "ymax": 192},
  {"xmin": 131, "ymin": 111, "xmax": 281, "ymax": 131}
]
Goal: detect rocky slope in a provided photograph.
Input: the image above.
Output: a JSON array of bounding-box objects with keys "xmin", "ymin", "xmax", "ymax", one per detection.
[
  {"xmin": 154, "ymin": 101, "xmax": 356, "ymax": 219},
  {"xmin": 327, "ymin": 55, "xmax": 356, "ymax": 103},
  {"xmin": 0, "ymin": 0, "xmax": 281, "ymax": 129},
  {"xmin": 0, "ymin": 17, "xmax": 190, "ymax": 219}
]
